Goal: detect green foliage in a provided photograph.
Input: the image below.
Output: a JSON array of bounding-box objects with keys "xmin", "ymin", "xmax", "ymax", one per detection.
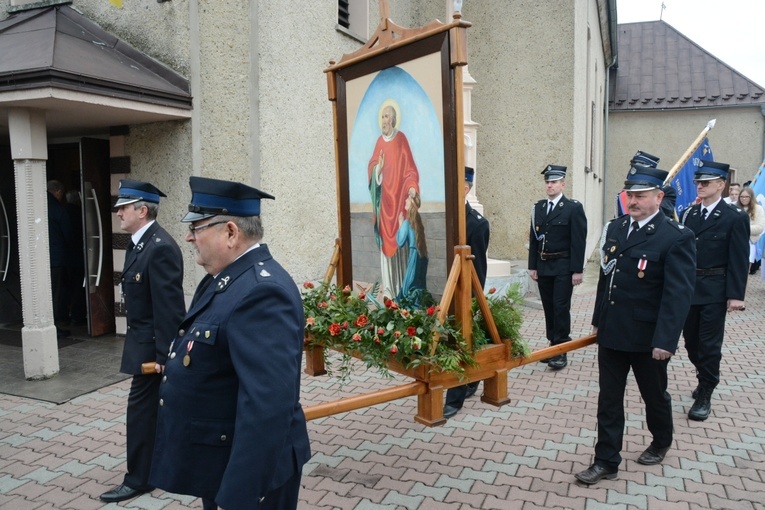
[
  {"xmin": 472, "ymin": 284, "xmax": 529, "ymax": 358},
  {"xmin": 302, "ymin": 282, "xmax": 475, "ymax": 384}
]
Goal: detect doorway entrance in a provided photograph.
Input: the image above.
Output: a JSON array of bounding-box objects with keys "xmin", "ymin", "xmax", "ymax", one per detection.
[{"xmin": 0, "ymin": 138, "xmax": 115, "ymax": 337}]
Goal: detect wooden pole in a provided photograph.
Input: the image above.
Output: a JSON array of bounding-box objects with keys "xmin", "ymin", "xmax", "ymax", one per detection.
[
  {"xmin": 664, "ymin": 119, "xmax": 716, "ymax": 184},
  {"xmin": 303, "ymin": 381, "xmax": 425, "ymax": 421}
]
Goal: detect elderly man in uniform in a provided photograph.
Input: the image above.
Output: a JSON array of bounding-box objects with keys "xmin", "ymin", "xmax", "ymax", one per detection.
[
  {"xmin": 443, "ymin": 166, "xmax": 490, "ymax": 419},
  {"xmin": 575, "ymin": 164, "xmax": 696, "ymax": 485},
  {"xmin": 150, "ymin": 177, "xmax": 310, "ymax": 510},
  {"xmin": 100, "ymin": 180, "xmax": 185, "ymax": 503},
  {"xmin": 681, "ymin": 160, "xmax": 749, "ymax": 421},
  {"xmin": 528, "ymin": 165, "xmax": 587, "ymax": 369}
]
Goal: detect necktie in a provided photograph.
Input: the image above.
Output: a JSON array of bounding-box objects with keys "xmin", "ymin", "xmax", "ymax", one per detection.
[
  {"xmin": 628, "ymin": 221, "xmax": 639, "ymax": 238},
  {"xmin": 547, "ymin": 201, "xmax": 554, "ymax": 215},
  {"xmin": 701, "ymin": 207, "xmax": 708, "ymax": 220}
]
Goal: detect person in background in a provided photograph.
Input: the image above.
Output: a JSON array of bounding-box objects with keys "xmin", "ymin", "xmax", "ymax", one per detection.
[
  {"xmin": 46, "ymin": 180, "xmax": 74, "ymax": 338},
  {"xmin": 100, "ymin": 180, "xmax": 186, "ymax": 503},
  {"xmin": 150, "ymin": 177, "xmax": 310, "ymax": 510},
  {"xmin": 528, "ymin": 165, "xmax": 587, "ymax": 370},
  {"xmin": 443, "ymin": 166, "xmax": 490, "ymax": 419},
  {"xmin": 576, "ymin": 164, "xmax": 695, "ymax": 485},
  {"xmin": 735, "ymin": 186, "xmax": 764, "ymax": 274},
  {"xmin": 681, "ymin": 160, "xmax": 749, "ymax": 422},
  {"xmin": 724, "ymin": 182, "xmax": 741, "ymax": 204},
  {"xmin": 64, "ymin": 190, "xmax": 86, "ymax": 326}
]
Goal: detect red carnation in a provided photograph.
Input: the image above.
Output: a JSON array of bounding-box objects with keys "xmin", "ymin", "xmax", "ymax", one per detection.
[
  {"xmin": 394, "ymin": 331, "xmax": 401, "ymax": 338},
  {"xmin": 358, "ymin": 292, "xmax": 366, "ymax": 300},
  {"xmin": 318, "ymin": 301, "xmax": 328, "ymax": 309},
  {"xmin": 352, "ymin": 333, "xmax": 362, "ymax": 342},
  {"xmin": 390, "ymin": 345, "xmax": 398, "ymax": 354},
  {"xmin": 407, "ymin": 326, "xmax": 416, "ymax": 337},
  {"xmin": 427, "ymin": 306, "xmax": 436, "ymax": 316},
  {"xmin": 328, "ymin": 323, "xmax": 341, "ymax": 336},
  {"xmin": 377, "ymin": 327, "xmax": 385, "ymax": 335},
  {"xmin": 342, "ymin": 321, "xmax": 349, "ymax": 330},
  {"xmin": 303, "ymin": 281, "xmax": 314, "ymax": 289},
  {"xmin": 355, "ymin": 315, "xmax": 368, "ymax": 327}
]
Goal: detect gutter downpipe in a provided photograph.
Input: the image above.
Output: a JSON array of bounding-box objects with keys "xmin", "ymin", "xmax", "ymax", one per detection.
[{"xmin": 602, "ymin": 0, "xmax": 618, "ymax": 225}]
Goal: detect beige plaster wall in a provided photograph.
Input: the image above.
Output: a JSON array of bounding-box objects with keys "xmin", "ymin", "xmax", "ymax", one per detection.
[
  {"xmin": 606, "ymin": 107, "xmax": 765, "ymax": 222},
  {"xmin": 459, "ymin": 1, "xmax": 607, "ymax": 261}
]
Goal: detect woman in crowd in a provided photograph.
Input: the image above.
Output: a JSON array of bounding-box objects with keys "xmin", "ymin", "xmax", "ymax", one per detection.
[{"xmin": 736, "ymin": 186, "xmax": 764, "ymax": 274}]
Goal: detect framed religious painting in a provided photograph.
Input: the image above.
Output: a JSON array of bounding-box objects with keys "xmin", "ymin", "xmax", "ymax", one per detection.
[{"xmin": 329, "ymin": 28, "xmax": 460, "ymax": 305}]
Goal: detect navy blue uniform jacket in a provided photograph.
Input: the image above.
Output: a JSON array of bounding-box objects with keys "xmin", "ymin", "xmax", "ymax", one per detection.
[
  {"xmin": 592, "ymin": 212, "xmax": 696, "ymax": 353},
  {"xmin": 528, "ymin": 195, "xmax": 587, "ymax": 276},
  {"xmin": 681, "ymin": 202, "xmax": 750, "ymax": 305},
  {"xmin": 466, "ymin": 203, "xmax": 490, "ymax": 288},
  {"xmin": 150, "ymin": 244, "xmax": 311, "ymax": 509},
  {"xmin": 120, "ymin": 222, "xmax": 185, "ymax": 374}
]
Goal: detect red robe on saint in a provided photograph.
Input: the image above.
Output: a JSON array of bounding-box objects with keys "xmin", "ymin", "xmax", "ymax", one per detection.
[{"xmin": 368, "ymin": 131, "xmax": 420, "ymax": 257}]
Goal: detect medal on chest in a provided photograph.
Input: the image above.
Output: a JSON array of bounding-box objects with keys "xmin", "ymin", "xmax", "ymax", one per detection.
[
  {"xmin": 637, "ymin": 257, "xmax": 647, "ymax": 279},
  {"xmin": 183, "ymin": 340, "xmax": 194, "ymax": 367}
]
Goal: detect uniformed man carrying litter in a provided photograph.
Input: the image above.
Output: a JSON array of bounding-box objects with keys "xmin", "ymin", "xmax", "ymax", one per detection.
[
  {"xmin": 150, "ymin": 177, "xmax": 310, "ymax": 510},
  {"xmin": 576, "ymin": 163, "xmax": 695, "ymax": 485}
]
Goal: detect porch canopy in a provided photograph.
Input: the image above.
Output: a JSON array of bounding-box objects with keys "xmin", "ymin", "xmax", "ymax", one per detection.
[{"xmin": 0, "ymin": 3, "xmax": 192, "ymax": 142}]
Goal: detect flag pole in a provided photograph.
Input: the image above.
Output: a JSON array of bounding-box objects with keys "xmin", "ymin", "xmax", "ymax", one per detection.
[{"xmin": 664, "ymin": 119, "xmax": 716, "ymax": 184}]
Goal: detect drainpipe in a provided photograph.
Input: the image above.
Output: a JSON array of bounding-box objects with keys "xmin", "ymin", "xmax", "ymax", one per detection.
[{"xmin": 602, "ymin": 0, "xmax": 618, "ymax": 225}]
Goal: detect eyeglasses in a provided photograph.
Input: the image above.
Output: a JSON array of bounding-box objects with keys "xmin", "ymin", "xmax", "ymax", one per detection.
[
  {"xmin": 739, "ymin": 195, "xmax": 751, "ymax": 200},
  {"xmin": 188, "ymin": 220, "xmax": 227, "ymax": 236},
  {"xmin": 693, "ymin": 180, "xmax": 712, "ymax": 187}
]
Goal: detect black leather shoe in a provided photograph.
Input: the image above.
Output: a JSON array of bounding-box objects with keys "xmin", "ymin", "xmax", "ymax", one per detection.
[
  {"xmin": 689, "ymin": 388, "xmax": 712, "ymax": 421},
  {"xmin": 575, "ymin": 464, "xmax": 617, "ymax": 485},
  {"xmin": 691, "ymin": 385, "xmax": 700, "ymax": 399},
  {"xmin": 538, "ymin": 357, "xmax": 552, "ymax": 363},
  {"xmin": 548, "ymin": 353, "xmax": 567, "ymax": 370},
  {"xmin": 443, "ymin": 404, "xmax": 460, "ymax": 419},
  {"xmin": 465, "ymin": 382, "xmax": 479, "ymax": 398},
  {"xmin": 637, "ymin": 445, "xmax": 670, "ymax": 465},
  {"xmin": 99, "ymin": 484, "xmax": 147, "ymax": 503}
]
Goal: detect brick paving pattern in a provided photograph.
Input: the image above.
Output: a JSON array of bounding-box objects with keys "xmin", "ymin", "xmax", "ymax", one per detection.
[{"xmin": 1, "ymin": 265, "xmax": 764, "ymax": 509}]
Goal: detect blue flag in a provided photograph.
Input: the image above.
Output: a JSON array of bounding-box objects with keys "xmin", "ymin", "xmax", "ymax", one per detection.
[
  {"xmin": 750, "ymin": 160, "xmax": 765, "ymax": 260},
  {"xmin": 669, "ymin": 137, "xmax": 713, "ymax": 216}
]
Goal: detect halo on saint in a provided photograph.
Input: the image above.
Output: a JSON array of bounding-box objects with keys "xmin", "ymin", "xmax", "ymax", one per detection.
[{"xmin": 378, "ymin": 98, "xmax": 402, "ymax": 131}]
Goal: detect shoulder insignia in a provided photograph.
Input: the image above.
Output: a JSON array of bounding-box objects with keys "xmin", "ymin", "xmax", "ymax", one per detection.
[
  {"xmin": 259, "ymin": 269, "xmax": 271, "ymax": 278},
  {"xmin": 155, "ymin": 237, "xmax": 162, "ymax": 243}
]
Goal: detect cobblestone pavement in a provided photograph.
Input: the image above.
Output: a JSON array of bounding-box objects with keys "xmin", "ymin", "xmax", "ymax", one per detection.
[{"xmin": 1, "ymin": 267, "xmax": 764, "ymax": 509}]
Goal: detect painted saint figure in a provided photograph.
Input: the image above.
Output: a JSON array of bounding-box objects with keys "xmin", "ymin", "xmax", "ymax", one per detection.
[
  {"xmin": 396, "ymin": 193, "xmax": 428, "ymax": 303},
  {"xmin": 368, "ymin": 100, "xmax": 420, "ymax": 298}
]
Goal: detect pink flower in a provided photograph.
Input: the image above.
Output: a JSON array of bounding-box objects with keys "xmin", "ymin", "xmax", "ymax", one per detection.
[
  {"xmin": 377, "ymin": 327, "xmax": 385, "ymax": 335},
  {"xmin": 390, "ymin": 345, "xmax": 398, "ymax": 354},
  {"xmin": 342, "ymin": 321, "xmax": 349, "ymax": 330},
  {"xmin": 352, "ymin": 333, "xmax": 362, "ymax": 342},
  {"xmin": 394, "ymin": 331, "xmax": 401, "ymax": 339},
  {"xmin": 343, "ymin": 285, "xmax": 352, "ymax": 294},
  {"xmin": 318, "ymin": 302, "xmax": 328, "ymax": 309},
  {"xmin": 306, "ymin": 317, "xmax": 315, "ymax": 327},
  {"xmin": 374, "ymin": 336, "xmax": 381, "ymax": 344},
  {"xmin": 303, "ymin": 281, "xmax": 314, "ymax": 289}
]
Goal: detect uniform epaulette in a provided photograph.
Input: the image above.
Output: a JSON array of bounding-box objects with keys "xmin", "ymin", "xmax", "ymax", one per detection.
[{"xmin": 664, "ymin": 216, "xmax": 686, "ymax": 231}]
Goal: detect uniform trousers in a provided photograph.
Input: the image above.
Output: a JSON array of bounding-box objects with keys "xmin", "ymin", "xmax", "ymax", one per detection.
[
  {"xmin": 124, "ymin": 374, "xmax": 161, "ymax": 491},
  {"xmin": 594, "ymin": 346, "xmax": 672, "ymax": 471},
  {"xmin": 536, "ymin": 273, "xmax": 573, "ymax": 344},
  {"xmin": 683, "ymin": 302, "xmax": 727, "ymax": 389},
  {"xmin": 201, "ymin": 468, "xmax": 302, "ymax": 510}
]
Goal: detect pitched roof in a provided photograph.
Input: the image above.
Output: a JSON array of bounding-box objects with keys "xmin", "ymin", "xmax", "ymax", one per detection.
[
  {"xmin": 609, "ymin": 21, "xmax": 764, "ymax": 111},
  {"xmin": 0, "ymin": 5, "xmax": 191, "ymax": 109}
]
